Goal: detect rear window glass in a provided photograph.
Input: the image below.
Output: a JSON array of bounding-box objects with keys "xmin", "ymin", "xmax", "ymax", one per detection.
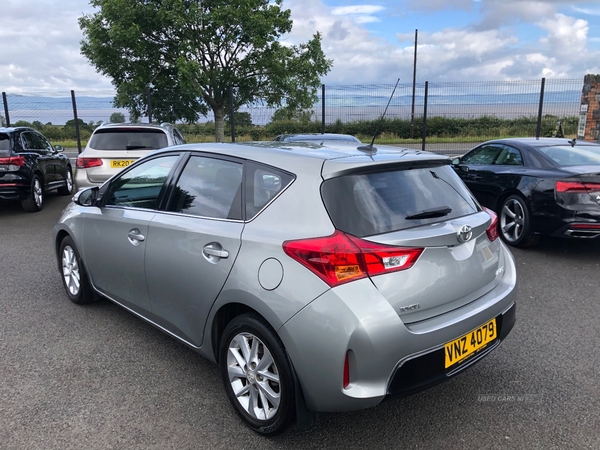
[
  {"xmin": 538, "ymin": 145, "xmax": 600, "ymax": 166},
  {"xmin": 322, "ymin": 164, "xmax": 479, "ymax": 237},
  {"xmin": 89, "ymin": 129, "xmax": 169, "ymax": 151},
  {"xmin": 0, "ymin": 133, "xmax": 11, "ymax": 155}
]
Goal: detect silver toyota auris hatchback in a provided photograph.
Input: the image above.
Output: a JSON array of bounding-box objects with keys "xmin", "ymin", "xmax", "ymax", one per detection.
[{"xmin": 54, "ymin": 141, "xmax": 517, "ymax": 435}]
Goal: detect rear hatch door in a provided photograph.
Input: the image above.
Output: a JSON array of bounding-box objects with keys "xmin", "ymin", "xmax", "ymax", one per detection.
[{"xmin": 321, "ymin": 159, "xmax": 503, "ymax": 323}]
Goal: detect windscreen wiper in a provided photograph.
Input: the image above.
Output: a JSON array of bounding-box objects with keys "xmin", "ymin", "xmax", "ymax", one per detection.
[{"xmin": 405, "ymin": 206, "xmax": 452, "ymax": 220}]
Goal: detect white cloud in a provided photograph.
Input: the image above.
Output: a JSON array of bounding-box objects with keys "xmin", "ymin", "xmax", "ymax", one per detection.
[
  {"xmin": 572, "ymin": 6, "xmax": 600, "ymax": 16},
  {"xmin": 331, "ymin": 5, "xmax": 385, "ymax": 15}
]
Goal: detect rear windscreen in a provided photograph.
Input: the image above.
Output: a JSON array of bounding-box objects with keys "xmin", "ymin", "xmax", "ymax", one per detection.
[
  {"xmin": 89, "ymin": 129, "xmax": 168, "ymax": 150},
  {"xmin": 538, "ymin": 145, "xmax": 600, "ymax": 166},
  {"xmin": 0, "ymin": 133, "xmax": 11, "ymax": 155},
  {"xmin": 322, "ymin": 164, "xmax": 479, "ymax": 237}
]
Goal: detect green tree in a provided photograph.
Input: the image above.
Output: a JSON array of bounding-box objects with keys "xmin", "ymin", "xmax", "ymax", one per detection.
[
  {"xmin": 110, "ymin": 112, "xmax": 126, "ymax": 123},
  {"xmin": 79, "ymin": 0, "xmax": 332, "ymax": 142},
  {"xmin": 225, "ymin": 112, "xmax": 253, "ymax": 127}
]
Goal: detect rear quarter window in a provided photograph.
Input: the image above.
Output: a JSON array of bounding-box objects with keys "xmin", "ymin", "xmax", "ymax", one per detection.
[
  {"xmin": 0, "ymin": 133, "xmax": 12, "ymax": 155},
  {"xmin": 322, "ymin": 164, "xmax": 479, "ymax": 237}
]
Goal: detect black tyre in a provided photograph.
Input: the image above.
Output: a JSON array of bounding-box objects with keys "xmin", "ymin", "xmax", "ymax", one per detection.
[
  {"xmin": 498, "ymin": 195, "xmax": 540, "ymax": 247},
  {"xmin": 58, "ymin": 236, "xmax": 97, "ymax": 304},
  {"xmin": 219, "ymin": 314, "xmax": 296, "ymax": 435},
  {"xmin": 21, "ymin": 174, "xmax": 44, "ymax": 212},
  {"xmin": 58, "ymin": 167, "xmax": 74, "ymax": 195}
]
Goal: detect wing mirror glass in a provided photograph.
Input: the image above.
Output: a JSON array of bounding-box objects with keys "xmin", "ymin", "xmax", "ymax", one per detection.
[{"xmin": 74, "ymin": 187, "xmax": 99, "ymax": 207}]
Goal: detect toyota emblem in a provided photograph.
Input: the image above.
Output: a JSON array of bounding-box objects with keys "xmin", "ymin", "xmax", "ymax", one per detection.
[{"xmin": 457, "ymin": 224, "xmax": 473, "ymax": 243}]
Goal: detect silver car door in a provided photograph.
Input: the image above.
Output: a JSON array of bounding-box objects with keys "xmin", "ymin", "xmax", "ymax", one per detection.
[
  {"xmin": 81, "ymin": 154, "xmax": 180, "ymax": 313},
  {"xmin": 144, "ymin": 155, "xmax": 244, "ymax": 346}
]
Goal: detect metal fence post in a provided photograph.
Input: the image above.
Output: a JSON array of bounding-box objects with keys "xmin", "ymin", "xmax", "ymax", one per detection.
[
  {"xmin": 2, "ymin": 92, "xmax": 10, "ymax": 127},
  {"xmin": 536, "ymin": 77, "xmax": 546, "ymax": 139},
  {"xmin": 422, "ymin": 81, "xmax": 428, "ymax": 151},
  {"xmin": 71, "ymin": 90, "xmax": 82, "ymax": 154},
  {"xmin": 147, "ymin": 88, "xmax": 153, "ymax": 123},
  {"xmin": 321, "ymin": 84, "xmax": 325, "ymax": 134},
  {"xmin": 229, "ymin": 86, "xmax": 235, "ymax": 143}
]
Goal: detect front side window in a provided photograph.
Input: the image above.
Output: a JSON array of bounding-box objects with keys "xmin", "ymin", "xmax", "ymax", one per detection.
[
  {"xmin": 169, "ymin": 156, "xmax": 243, "ymax": 220},
  {"xmin": 461, "ymin": 145, "xmax": 503, "ymax": 165},
  {"xmin": 105, "ymin": 155, "xmax": 179, "ymax": 209},
  {"xmin": 322, "ymin": 164, "xmax": 479, "ymax": 237}
]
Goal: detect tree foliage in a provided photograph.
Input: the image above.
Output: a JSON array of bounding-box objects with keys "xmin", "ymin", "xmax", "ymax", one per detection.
[
  {"xmin": 79, "ymin": 0, "xmax": 332, "ymax": 141},
  {"xmin": 110, "ymin": 112, "xmax": 126, "ymax": 123}
]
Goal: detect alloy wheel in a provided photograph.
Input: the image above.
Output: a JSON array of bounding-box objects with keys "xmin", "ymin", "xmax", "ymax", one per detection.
[
  {"xmin": 62, "ymin": 245, "xmax": 81, "ymax": 296},
  {"xmin": 500, "ymin": 198, "xmax": 525, "ymax": 242},
  {"xmin": 33, "ymin": 178, "xmax": 43, "ymax": 208},
  {"xmin": 226, "ymin": 332, "xmax": 281, "ymax": 421}
]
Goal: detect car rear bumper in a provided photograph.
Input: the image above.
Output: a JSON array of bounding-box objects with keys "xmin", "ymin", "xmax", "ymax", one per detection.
[
  {"xmin": 279, "ymin": 243, "xmax": 517, "ymax": 413},
  {"xmin": 0, "ymin": 184, "xmax": 28, "ymax": 200},
  {"xmin": 74, "ymin": 170, "xmax": 104, "ymax": 190}
]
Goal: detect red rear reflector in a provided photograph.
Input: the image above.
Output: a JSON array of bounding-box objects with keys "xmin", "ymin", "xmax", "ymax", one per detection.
[
  {"xmin": 483, "ymin": 207, "xmax": 499, "ymax": 242},
  {"xmin": 343, "ymin": 352, "xmax": 350, "ymax": 389},
  {"xmin": 571, "ymin": 224, "xmax": 600, "ymax": 230},
  {"xmin": 76, "ymin": 157, "xmax": 103, "ymax": 169},
  {"xmin": 282, "ymin": 230, "xmax": 423, "ymax": 287},
  {"xmin": 0, "ymin": 155, "xmax": 25, "ymax": 166},
  {"xmin": 556, "ymin": 181, "xmax": 600, "ymax": 193}
]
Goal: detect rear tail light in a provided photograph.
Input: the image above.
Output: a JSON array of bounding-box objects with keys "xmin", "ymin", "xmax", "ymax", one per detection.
[
  {"xmin": 282, "ymin": 230, "xmax": 423, "ymax": 287},
  {"xmin": 0, "ymin": 155, "xmax": 25, "ymax": 170},
  {"xmin": 556, "ymin": 180, "xmax": 600, "ymax": 193},
  {"xmin": 76, "ymin": 157, "xmax": 103, "ymax": 169},
  {"xmin": 483, "ymin": 207, "xmax": 499, "ymax": 242}
]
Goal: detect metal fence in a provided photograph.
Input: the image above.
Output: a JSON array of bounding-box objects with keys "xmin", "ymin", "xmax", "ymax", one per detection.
[{"xmin": 1, "ymin": 77, "xmax": 584, "ymax": 155}]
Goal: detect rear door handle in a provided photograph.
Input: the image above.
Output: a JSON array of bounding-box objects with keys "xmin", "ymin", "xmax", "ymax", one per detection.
[
  {"xmin": 203, "ymin": 244, "xmax": 229, "ymax": 260},
  {"xmin": 127, "ymin": 229, "xmax": 146, "ymax": 246}
]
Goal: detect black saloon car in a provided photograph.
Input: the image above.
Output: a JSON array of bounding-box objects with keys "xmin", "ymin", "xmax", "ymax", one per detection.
[
  {"xmin": 0, "ymin": 127, "xmax": 73, "ymax": 212},
  {"xmin": 452, "ymin": 138, "xmax": 600, "ymax": 247}
]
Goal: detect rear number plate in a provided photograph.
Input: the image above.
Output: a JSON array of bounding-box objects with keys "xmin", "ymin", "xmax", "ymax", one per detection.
[
  {"xmin": 444, "ymin": 318, "xmax": 497, "ymax": 369},
  {"xmin": 110, "ymin": 160, "xmax": 135, "ymax": 168}
]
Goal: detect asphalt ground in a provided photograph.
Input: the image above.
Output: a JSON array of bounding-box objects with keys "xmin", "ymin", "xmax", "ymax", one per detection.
[{"xmin": 1, "ymin": 193, "xmax": 599, "ymax": 450}]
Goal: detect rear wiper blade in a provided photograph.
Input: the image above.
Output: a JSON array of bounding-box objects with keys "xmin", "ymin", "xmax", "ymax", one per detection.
[
  {"xmin": 405, "ymin": 206, "xmax": 452, "ymax": 220},
  {"xmin": 126, "ymin": 145, "xmax": 152, "ymax": 150}
]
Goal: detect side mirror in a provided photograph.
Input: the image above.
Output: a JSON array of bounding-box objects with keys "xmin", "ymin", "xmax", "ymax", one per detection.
[
  {"xmin": 55, "ymin": 145, "xmax": 65, "ymax": 152},
  {"xmin": 74, "ymin": 187, "xmax": 99, "ymax": 207}
]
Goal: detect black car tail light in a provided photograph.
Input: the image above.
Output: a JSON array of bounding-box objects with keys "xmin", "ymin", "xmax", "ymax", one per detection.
[
  {"xmin": 283, "ymin": 230, "xmax": 423, "ymax": 287},
  {"xmin": 0, "ymin": 155, "xmax": 25, "ymax": 171},
  {"xmin": 556, "ymin": 180, "xmax": 600, "ymax": 193},
  {"xmin": 76, "ymin": 157, "xmax": 103, "ymax": 169}
]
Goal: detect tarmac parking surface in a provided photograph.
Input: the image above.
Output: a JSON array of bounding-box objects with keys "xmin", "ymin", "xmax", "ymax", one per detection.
[{"xmin": 1, "ymin": 193, "xmax": 599, "ymax": 449}]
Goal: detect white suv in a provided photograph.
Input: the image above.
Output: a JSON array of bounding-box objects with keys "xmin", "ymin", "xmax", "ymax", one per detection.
[{"xmin": 75, "ymin": 122, "xmax": 185, "ymax": 189}]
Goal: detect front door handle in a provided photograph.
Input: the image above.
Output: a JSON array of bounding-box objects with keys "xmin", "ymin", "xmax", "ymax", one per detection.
[{"xmin": 127, "ymin": 229, "xmax": 146, "ymax": 246}]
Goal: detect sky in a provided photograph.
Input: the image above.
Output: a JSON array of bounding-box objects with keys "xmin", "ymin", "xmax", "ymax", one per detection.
[{"xmin": 1, "ymin": 0, "xmax": 600, "ymax": 93}]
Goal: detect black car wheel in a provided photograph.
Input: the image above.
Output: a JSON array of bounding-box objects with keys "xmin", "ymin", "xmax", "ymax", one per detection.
[
  {"xmin": 219, "ymin": 314, "xmax": 296, "ymax": 435},
  {"xmin": 59, "ymin": 236, "xmax": 97, "ymax": 304},
  {"xmin": 499, "ymin": 195, "xmax": 539, "ymax": 247},
  {"xmin": 58, "ymin": 168, "xmax": 74, "ymax": 195},
  {"xmin": 21, "ymin": 174, "xmax": 44, "ymax": 212}
]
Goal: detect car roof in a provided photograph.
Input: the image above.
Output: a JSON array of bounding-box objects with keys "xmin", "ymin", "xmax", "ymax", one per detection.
[
  {"xmin": 160, "ymin": 141, "xmax": 448, "ymax": 179},
  {"xmin": 483, "ymin": 137, "xmax": 600, "ymax": 148},
  {"xmin": 94, "ymin": 122, "xmax": 174, "ymax": 131},
  {"xmin": 0, "ymin": 126, "xmax": 35, "ymax": 133},
  {"xmin": 277, "ymin": 133, "xmax": 360, "ymax": 142}
]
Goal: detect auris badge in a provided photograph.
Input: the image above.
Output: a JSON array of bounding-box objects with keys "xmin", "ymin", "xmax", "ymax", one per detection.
[{"xmin": 457, "ymin": 224, "xmax": 473, "ymax": 243}]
